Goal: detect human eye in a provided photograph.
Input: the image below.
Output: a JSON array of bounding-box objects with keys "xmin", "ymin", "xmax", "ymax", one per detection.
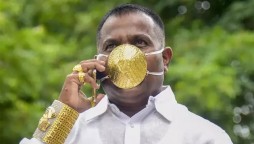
[
  {"xmin": 105, "ymin": 43, "xmax": 117, "ymax": 52},
  {"xmin": 133, "ymin": 39, "xmax": 148, "ymax": 48}
]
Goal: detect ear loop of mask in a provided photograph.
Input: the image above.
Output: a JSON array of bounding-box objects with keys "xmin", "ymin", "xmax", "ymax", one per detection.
[
  {"xmin": 145, "ymin": 48, "xmax": 164, "ymax": 56},
  {"xmin": 145, "ymin": 48, "xmax": 164, "ymax": 76},
  {"xmin": 147, "ymin": 71, "xmax": 164, "ymax": 75}
]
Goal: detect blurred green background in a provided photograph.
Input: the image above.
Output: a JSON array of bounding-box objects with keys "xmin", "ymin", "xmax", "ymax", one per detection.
[{"xmin": 0, "ymin": 0, "xmax": 253, "ymax": 143}]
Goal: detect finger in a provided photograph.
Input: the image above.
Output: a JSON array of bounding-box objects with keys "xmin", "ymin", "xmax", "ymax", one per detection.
[
  {"xmin": 65, "ymin": 73, "xmax": 98, "ymax": 88},
  {"xmin": 77, "ymin": 96, "xmax": 92, "ymax": 112},
  {"xmin": 72, "ymin": 72, "xmax": 99, "ymax": 89},
  {"xmin": 78, "ymin": 94, "xmax": 105, "ymax": 112},
  {"xmin": 86, "ymin": 69, "xmax": 94, "ymax": 78},
  {"xmin": 82, "ymin": 73, "xmax": 100, "ymax": 89},
  {"xmin": 79, "ymin": 60, "xmax": 106, "ymax": 72},
  {"xmin": 59, "ymin": 73, "xmax": 80, "ymax": 103},
  {"xmin": 95, "ymin": 93, "xmax": 105, "ymax": 104},
  {"xmin": 79, "ymin": 90, "xmax": 87, "ymax": 98},
  {"xmin": 64, "ymin": 73, "xmax": 81, "ymax": 86},
  {"xmin": 80, "ymin": 59, "xmax": 106, "ymax": 65},
  {"xmin": 87, "ymin": 94, "xmax": 105, "ymax": 107}
]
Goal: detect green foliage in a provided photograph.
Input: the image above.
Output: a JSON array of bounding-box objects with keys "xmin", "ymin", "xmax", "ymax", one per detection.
[
  {"xmin": 219, "ymin": 0, "xmax": 254, "ymax": 31},
  {"xmin": 0, "ymin": 0, "xmax": 253, "ymax": 143},
  {"xmin": 166, "ymin": 27, "xmax": 254, "ymax": 143}
]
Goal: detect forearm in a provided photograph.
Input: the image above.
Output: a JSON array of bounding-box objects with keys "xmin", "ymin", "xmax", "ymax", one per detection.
[{"xmin": 20, "ymin": 100, "xmax": 79, "ymax": 144}]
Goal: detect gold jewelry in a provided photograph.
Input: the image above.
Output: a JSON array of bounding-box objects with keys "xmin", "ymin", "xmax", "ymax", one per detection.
[
  {"xmin": 91, "ymin": 70, "xmax": 97, "ymax": 107},
  {"xmin": 38, "ymin": 107, "xmax": 56, "ymax": 131},
  {"xmin": 88, "ymin": 96, "xmax": 96, "ymax": 107},
  {"xmin": 33, "ymin": 100, "xmax": 79, "ymax": 144},
  {"xmin": 78, "ymin": 72, "xmax": 86, "ymax": 83},
  {"xmin": 72, "ymin": 64, "xmax": 83, "ymax": 72},
  {"xmin": 107, "ymin": 44, "xmax": 147, "ymax": 89}
]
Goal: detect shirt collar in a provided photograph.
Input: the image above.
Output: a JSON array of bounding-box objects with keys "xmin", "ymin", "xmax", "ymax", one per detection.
[
  {"xmin": 83, "ymin": 86, "xmax": 177, "ymax": 122},
  {"xmin": 153, "ymin": 85, "xmax": 177, "ymax": 122},
  {"xmin": 82, "ymin": 95, "xmax": 109, "ymax": 122}
]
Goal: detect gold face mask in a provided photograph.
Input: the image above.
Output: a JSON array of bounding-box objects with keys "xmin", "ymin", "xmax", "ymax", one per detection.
[{"xmin": 96, "ymin": 44, "xmax": 164, "ymax": 89}]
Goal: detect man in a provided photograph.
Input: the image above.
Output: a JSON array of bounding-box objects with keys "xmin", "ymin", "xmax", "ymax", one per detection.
[{"xmin": 20, "ymin": 4, "xmax": 233, "ymax": 144}]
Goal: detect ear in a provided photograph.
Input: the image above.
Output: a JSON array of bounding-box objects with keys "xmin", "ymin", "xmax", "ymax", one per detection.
[{"xmin": 162, "ymin": 47, "xmax": 173, "ymax": 71}]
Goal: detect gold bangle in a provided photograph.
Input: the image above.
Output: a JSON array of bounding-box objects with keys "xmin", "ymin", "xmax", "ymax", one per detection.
[{"xmin": 33, "ymin": 100, "xmax": 79, "ymax": 144}]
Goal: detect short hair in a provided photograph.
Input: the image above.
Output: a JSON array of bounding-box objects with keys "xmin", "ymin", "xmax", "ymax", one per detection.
[{"xmin": 96, "ymin": 4, "xmax": 165, "ymax": 47}]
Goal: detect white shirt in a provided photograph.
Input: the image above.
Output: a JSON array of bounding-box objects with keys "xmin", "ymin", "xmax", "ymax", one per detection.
[{"xmin": 20, "ymin": 86, "xmax": 233, "ymax": 144}]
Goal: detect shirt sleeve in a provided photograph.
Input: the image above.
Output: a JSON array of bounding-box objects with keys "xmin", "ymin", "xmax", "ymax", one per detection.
[
  {"xmin": 196, "ymin": 128, "xmax": 233, "ymax": 144},
  {"xmin": 213, "ymin": 131, "xmax": 233, "ymax": 144},
  {"xmin": 20, "ymin": 138, "xmax": 44, "ymax": 144}
]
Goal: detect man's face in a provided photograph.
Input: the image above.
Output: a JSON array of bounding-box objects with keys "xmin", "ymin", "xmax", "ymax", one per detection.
[{"xmin": 97, "ymin": 12, "xmax": 165, "ymax": 102}]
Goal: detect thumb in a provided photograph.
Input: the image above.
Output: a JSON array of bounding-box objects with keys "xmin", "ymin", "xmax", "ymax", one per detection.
[{"xmin": 95, "ymin": 93, "xmax": 105, "ymax": 105}]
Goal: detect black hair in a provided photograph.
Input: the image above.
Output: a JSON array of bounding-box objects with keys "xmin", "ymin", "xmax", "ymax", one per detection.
[{"xmin": 96, "ymin": 4, "xmax": 165, "ymax": 46}]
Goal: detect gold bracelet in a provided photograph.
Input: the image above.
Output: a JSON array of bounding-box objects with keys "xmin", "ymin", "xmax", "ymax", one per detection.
[{"xmin": 33, "ymin": 100, "xmax": 79, "ymax": 144}]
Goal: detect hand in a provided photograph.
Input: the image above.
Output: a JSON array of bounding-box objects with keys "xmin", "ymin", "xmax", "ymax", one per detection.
[{"xmin": 58, "ymin": 59, "xmax": 106, "ymax": 113}]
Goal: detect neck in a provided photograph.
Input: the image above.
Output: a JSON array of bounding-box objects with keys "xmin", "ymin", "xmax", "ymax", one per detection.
[
  {"xmin": 108, "ymin": 86, "xmax": 165, "ymax": 117},
  {"xmin": 109, "ymin": 97, "xmax": 148, "ymax": 117}
]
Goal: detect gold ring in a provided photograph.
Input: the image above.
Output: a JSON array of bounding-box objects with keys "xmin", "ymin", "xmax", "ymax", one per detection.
[
  {"xmin": 73, "ymin": 64, "xmax": 83, "ymax": 72},
  {"xmin": 78, "ymin": 72, "xmax": 86, "ymax": 83}
]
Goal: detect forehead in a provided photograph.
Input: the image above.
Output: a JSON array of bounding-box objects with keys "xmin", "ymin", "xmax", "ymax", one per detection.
[{"xmin": 99, "ymin": 12, "xmax": 157, "ymax": 43}]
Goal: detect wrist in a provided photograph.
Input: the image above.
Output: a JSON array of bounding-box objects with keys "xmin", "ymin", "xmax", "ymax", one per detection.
[{"xmin": 33, "ymin": 100, "xmax": 79, "ymax": 144}]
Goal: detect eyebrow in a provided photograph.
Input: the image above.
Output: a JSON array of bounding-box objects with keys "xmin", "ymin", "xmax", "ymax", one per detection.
[
  {"xmin": 102, "ymin": 33, "xmax": 153, "ymax": 44},
  {"xmin": 131, "ymin": 34, "xmax": 152, "ymax": 42},
  {"xmin": 103, "ymin": 39, "xmax": 119, "ymax": 45}
]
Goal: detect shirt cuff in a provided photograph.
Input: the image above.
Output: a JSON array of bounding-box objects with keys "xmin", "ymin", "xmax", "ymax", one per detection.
[{"xmin": 20, "ymin": 138, "xmax": 44, "ymax": 144}]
